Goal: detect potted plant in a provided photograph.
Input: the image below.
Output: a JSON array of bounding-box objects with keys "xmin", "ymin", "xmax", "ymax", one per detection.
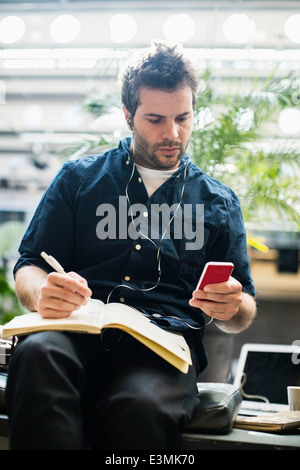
[
  {"xmin": 0, "ymin": 221, "xmax": 26, "ymax": 325},
  {"xmin": 60, "ymin": 69, "xmax": 300, "ymax": 237}
]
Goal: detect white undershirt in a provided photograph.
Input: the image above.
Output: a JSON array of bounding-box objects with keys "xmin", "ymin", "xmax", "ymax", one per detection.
[{"xmin": 135, "ymin": 164, "xmax": 177, "ymax": 197}]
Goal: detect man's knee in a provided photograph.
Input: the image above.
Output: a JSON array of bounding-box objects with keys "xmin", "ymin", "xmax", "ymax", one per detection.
[
  {"xmin": 6, "ymin": 332, "xmax": 86, "ymax": 403},
  {"xmin": 8, "ymin": 331, "xmax": 71, "ymax": 370}
]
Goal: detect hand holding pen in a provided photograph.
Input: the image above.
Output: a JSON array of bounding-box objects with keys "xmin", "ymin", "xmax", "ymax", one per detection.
[{"xmin": 38, "ymin": 251, "xmax": 92, "ymax": 318}]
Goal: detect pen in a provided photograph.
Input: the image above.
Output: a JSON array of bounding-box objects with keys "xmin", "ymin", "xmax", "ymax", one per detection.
[{"xmin": 41, "ymin": 251, "xmax": 65, "ymax": 274}]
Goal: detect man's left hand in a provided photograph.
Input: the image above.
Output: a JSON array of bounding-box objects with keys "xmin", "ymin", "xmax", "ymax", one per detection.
[{"xmin": 189, "ymin": 276, "xmax": 243, "ymax": 321}]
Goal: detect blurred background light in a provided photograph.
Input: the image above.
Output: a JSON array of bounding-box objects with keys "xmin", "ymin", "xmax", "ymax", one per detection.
[
  {"xmin": 0, "ymin": 16, "xmax": 26, "ymax": 44},
  {"xmin": 222, "ymin": 13, "xmax": 256, "ymax": 44},
  {"xmin": 278, "ymin": 108, "xmax": 300, "ymax": 135},
  {"xmin": 195, "ymin": 107, "xmax": 214, "ymax": 130},
  {"xmin": 22, "ymin": 104, "xmax": 45, "ymax": 128},
  {"xmin": 0, "ymin": 80, "xmax": 6, "ymax": 104},
  {"xmin": 284, "ymin": 14, "xmax": 300, "ymax": 44},
  {"xmin": 63, "ymin": 104, "xmax": 85, "ymax": 128},
  {"xmin": 109, "ymin": 14, "xmax": 137, "ymax": 43},
  {"xmin": 50, "ymin": 14, "xmax": 81, "ymax": 44},
  {"xmin": 234, "ymin": 108, "xmax": 254, "ymax": 131},
  {"xmin": 163, "ymin": 13, "xmax": 196, "ymax": 42}
]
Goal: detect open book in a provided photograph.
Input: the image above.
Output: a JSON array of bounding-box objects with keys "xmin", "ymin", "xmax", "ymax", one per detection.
[{"xmin": 0, "ymin": 299, "xmax": 192, "ymax": 373}]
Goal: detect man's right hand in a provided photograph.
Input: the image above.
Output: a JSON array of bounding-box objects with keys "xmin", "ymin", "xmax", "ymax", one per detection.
[{"xmin": 38, "ymin": 271, "xmax": 92, "ymax": 318}]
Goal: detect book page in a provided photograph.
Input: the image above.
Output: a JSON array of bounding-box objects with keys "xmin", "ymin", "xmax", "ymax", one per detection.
[{"xmin": 1, "ymin": 298, "xmax": 106, "ymax": 336}]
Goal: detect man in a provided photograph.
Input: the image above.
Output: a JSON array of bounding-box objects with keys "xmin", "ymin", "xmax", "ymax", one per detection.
[{"xmin": 6, "ymin": 41, "xmax": 256, "ymax": 450}]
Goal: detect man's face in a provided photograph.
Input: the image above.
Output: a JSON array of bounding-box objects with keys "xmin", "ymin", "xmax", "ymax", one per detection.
[{"xmin": 125, "ymin": 87, "xmax": 194, "ymax": 170}]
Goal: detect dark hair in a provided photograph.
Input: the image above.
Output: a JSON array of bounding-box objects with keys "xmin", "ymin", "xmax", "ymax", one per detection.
[{"xmin": 120, "ymin": 41, "xmax": 199, "ymax": 117}]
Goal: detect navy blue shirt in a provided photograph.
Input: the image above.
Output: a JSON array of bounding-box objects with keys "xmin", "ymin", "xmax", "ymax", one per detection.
[{"xmin": 14, "ymin": 138, "xmax": 255, "ymax": 372}]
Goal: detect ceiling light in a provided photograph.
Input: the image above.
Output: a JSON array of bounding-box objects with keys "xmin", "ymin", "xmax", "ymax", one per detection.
[
  {"xmin": 222, "ymin": 14, "xmax": 256, "ymax": 44},
  {"xmin": 0, "ymin": 16, "xmax": 26, "ymax": 44},
  {"xmin": 50, "ymin": 14, "xmax": 81, "ymax": 44},
  {"xmin": 109, "ymin": 14, "xmax": 137, "ymax": 43},
  {"xmin": 284, "ymin": 14, "xmax": 300, "ymax": 44},
  {"xmin": 163, "ymin": 14, "xmax": 196, "ymax": 42}
]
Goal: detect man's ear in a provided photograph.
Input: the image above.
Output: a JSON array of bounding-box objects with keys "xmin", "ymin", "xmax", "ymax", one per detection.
[
  {"xmin": 127, "ymin": 117, "xmax": 133, "ymax": 130},
  {"xmin": 123, "ymin": 107, "xmax": 133, "ymax": 130},
  {"xmin": 123, "ymin": 106, "xmax": 133, "ymax": 131},
  {"xmin": 123, "ymin": 106, "xmax": 131, "ymax": 124}
]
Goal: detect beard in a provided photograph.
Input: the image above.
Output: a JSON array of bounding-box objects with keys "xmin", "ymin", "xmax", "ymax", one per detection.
[{"xmin": 132, "ymin": 128, "xmax": 188, "ymax": 170}]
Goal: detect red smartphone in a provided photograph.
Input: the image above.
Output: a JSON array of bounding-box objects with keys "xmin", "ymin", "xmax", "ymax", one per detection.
[{"xmin": 196, "ymin": 262, "xmax": 234, "ymax": 290}]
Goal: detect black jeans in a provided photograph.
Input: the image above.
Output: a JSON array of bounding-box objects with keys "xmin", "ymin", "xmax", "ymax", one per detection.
[{"xmin": 5, "ymin": 330, "xmax": 200, "ymax": 450}]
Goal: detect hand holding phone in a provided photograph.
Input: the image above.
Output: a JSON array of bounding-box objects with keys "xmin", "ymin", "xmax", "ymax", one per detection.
[{"xmin": 196, "ymin": 262, "xmax": 234, "ymax": 290}]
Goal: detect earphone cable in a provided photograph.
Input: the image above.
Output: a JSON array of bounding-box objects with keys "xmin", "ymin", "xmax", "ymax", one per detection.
[{"xmin": 107, "ymin": 152, "xmax": 190, "ymax": 301}]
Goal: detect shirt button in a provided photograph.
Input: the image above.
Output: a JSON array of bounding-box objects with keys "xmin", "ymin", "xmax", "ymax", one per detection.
[
  {"xmin": 143, "ymin": 211, "xmax": 148, "ymax": 217},
  {"xmin": 135, "ymin": 244, "xmax": 141, "ymax": 250},
  {"xmin": 124, "ymin": 275, "xmax": 130, "ymax": 281},
  {"xmin": 138, "ymin": 177, "xmax": 142, "ymax": 183},
  {"xmin": 120, "ymin": 297, "xmax": 125, "ymax": 303}
]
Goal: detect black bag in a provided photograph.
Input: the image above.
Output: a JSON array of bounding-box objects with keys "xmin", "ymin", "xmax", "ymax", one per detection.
[
  {"xmin": 0, "ymin": 338, "xmax": 15, "ymax": 372},
  {"xmin": 185, "ymin": 382, "xmax": 242, "ymax": 434},
  {"xmin": 0, "ymin": 337, "xmax": 16, "ymax": 415}
]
